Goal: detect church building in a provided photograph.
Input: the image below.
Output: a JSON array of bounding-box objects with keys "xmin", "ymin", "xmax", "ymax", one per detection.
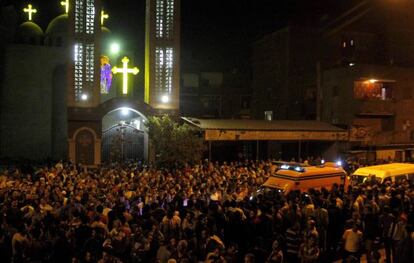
[{"xmin": 0, "ymin": 0, "xmax": 181, "ymax": 165}]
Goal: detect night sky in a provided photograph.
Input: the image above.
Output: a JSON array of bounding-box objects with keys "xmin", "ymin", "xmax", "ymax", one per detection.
[{"xmin": 2, "ymin": 0, "xmax": 358, "ymax": 72}]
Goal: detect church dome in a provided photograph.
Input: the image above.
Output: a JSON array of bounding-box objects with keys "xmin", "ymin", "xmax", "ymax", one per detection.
[
  {"xmin": 46, "ymin": 14, "xmax": 68, "ymax": 35},
  {"xmin": 101, "ymin": 26, "xmax": 111, "ymax": 34},
  {"xmin": 101, "ymin": 26, "xmax": 111, "ymax": 42},
  {"xmin": 45, "ymin": 14, "xmax": 68, "ymax": 46},
  {"xmin": 16, "ymin": 21, "xmax": 43, "ymax": 45}
]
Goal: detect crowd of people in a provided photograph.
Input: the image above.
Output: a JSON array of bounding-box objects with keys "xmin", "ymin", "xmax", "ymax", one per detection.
[{"xmin": 0, "ymin": 160, "xmax": 413, "ymax": 263}]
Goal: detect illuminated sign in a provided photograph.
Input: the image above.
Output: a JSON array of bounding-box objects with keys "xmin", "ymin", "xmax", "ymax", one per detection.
[
  {"xmin": 23, "ymin": 4, "xmax": 37, "ymax": 21},
  {"xmin": 100, "ymin": 55, "xmax": 113, "ymax": 94},
  {"xmin": 112, "ymin": 56, "xmax": 139, "ymax": 95}
]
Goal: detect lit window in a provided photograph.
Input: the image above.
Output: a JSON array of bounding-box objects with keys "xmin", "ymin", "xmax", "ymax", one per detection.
[
  {"xmin": 156, "ymin": 0, "xmax": 175, "ymax": 40},
  {"xmin": 85, "ymin": 0, "xmax": 95, "ymax": 34},
  {"xmin": 74, "ymin": 43, "xmax": 84, "ymax": 101},
  {"xmin": 85, "ymin": 44, "xmax": 95, "ymax": 82},
  {"xmin": 354, "ymin": 80, "xmax": 394, "ymax": 100},
  {"xmin": 156, "ymin": 0, "xmax": 164, "ymax": 38},
  {"xmin": 155, "ymin": 47, "xmax": 174, "ymax": 99},
  {"xmin": 75, "ymin": 0, "xmax": 85, "ymax": 33}
]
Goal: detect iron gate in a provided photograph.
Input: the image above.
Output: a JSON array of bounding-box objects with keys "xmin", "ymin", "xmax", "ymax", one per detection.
[{"xmin": 102, "ymin": 124, "xmax": 144, "ymax": 163}]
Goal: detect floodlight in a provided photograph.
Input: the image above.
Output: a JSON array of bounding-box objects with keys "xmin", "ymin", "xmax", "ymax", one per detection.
[
  {"xmin": 161, "ymin": 95, "xmax": 170, "ymax": 103},
  {"xmin": 121, "ymin": 107, "xmax": 129, "ymax": 116},
  {"xmin": 110, "ymin": 43, "xmax": 120, "ymax": 54}
]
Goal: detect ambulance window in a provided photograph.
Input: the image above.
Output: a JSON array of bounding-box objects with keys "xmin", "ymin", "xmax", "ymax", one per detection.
[{"xmin": 356, "ymin": 175, "xmax": 368, "ymax": 184}]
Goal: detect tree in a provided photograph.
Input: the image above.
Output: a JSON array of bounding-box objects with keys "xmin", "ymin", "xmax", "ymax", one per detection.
[{"xmin": 145, "ymin": 115, "xmax": 204, "ymax": 167}]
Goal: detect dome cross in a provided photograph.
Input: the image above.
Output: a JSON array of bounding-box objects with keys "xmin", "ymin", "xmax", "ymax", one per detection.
[
  {"xmin": 101, "ymin": 9, "xmax": 109, "ymax": 26},
  {"xmin": 23, "ymin": 4, "xmax": 37, "ymax": 21},
  {"xmin": 61, "ymin": 0, "xmax": 69, "ymax": 14}
]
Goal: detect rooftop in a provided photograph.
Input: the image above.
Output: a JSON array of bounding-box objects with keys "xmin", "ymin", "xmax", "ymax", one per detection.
[{"xmin": 182, "ymin": 117, "xmax": 345, "ymax": 132}]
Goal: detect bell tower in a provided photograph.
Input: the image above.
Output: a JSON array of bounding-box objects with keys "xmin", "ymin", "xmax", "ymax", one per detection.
[
  {"xmin": 145, "ymin": 0, "xmax": 180, "ymax": 113},
  {"xmin": 68, "ymin": 0, "xmax": 101, "ymax": 107},
  {"xmin": 67, "ymin": 0, "xmax": 102, "ymax": 165}
]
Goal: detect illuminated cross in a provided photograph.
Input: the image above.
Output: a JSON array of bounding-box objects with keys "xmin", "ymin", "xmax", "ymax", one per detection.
[
  {"xmin": 23, "ymin": 4, "xmax": 37, "ymax": 21},
  {"xmin": 101, "ymin": 9, "xmax": 109, "ymax": 26},
  {"xmin": 61, "ymin": 0, "xmax": 69, "ymax": 14},
  {"xmin": 112, "ymin": 56, "xmax": 139, "ymax": 95}
]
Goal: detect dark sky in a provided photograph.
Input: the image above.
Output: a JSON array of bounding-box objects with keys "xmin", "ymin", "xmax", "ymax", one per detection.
[{"xmin": 2, "ymin": 0, "xmax": 358, "ymax": 72}]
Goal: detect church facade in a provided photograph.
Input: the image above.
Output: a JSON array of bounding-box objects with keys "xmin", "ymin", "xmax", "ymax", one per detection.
[{"xmin": 0, "ymin": 0, "xmax": 181, "ymax": 165}]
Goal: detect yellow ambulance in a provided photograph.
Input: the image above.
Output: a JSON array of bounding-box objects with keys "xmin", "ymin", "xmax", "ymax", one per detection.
[
  {"xmin": 260, "ymin": 162, "xmax": 348, "ymax": 195},
  {"xmin": 351, "ymin": 163, "xmax": 414, "ymax": 184}
]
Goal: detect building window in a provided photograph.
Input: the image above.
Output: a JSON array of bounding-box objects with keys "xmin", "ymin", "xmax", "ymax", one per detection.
[
  {"xmin": 155, "ymin": 47, "xmax": 174, "ymax": 98},
  {"xmin": 85, "ymin": 44, "xmax": 95, "ymax": 82},
  {"xmin": 75, "ymin": 0, "xmax": 85, "ymax": 33},
  {"xmin": 354, "ymin": 80, "xmax": 394, "ymax": 100},
  {"xmin": 156, "ymin": 0, "xmax": 164, "ymax": 38},
  {"xmin": 156, "ymin": 0, "xmax": 174, "ymax": 40},
  {"xmin": 74, "ymin": 43, "xmax": 84, "ymax": 101},
  {"xmin": 85, "ymin": 0, "xmax": 95, "ymax": 34},
  {"xmin": 341, "ymin": 37, "xmax": 356, "ymax": 62},
  {"xmin": 165, "ymin": 0, "xmax": 174, "ymax": 39}
]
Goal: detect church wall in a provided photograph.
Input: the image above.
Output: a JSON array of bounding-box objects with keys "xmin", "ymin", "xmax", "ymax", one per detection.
[
  {"xmin": 0, "ymin": 44, "xmax": 68, "ymax": 161},
  {"xmin": 52, "ymin": 64, "xmax": 68, "ymax": 160}
]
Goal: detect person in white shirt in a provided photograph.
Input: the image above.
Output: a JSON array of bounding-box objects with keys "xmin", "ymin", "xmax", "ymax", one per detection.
[{"xmin": 342, "ymin": 224, "xmax": 363, "ymax": 263}]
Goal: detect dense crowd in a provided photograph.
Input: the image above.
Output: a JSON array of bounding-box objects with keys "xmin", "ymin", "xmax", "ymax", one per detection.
[{"xmin": 0, "ymin": 160, "xmax": 413, "ymax": 263}]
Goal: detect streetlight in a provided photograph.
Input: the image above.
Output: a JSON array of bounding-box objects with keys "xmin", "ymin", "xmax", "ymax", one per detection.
[{"xmin": 81, "ymin": 93, "xmax": 88, "ymax": 101}]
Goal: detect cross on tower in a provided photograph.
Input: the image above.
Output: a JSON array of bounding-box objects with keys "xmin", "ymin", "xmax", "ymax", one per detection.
[
  {"xmin": 101, "ymin": 9, "xmax": 109, "ymax": 26},
  {"xmin": 112, "ymin": 57, "xmax": 139, "ymax": 95},
  {"xmin": 61, "ymin": 0, "xmax": 69, "ymax": 14},
  {"xmin": 23, "ymin": 4, "xmax": 37, "ymax": 21}
]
